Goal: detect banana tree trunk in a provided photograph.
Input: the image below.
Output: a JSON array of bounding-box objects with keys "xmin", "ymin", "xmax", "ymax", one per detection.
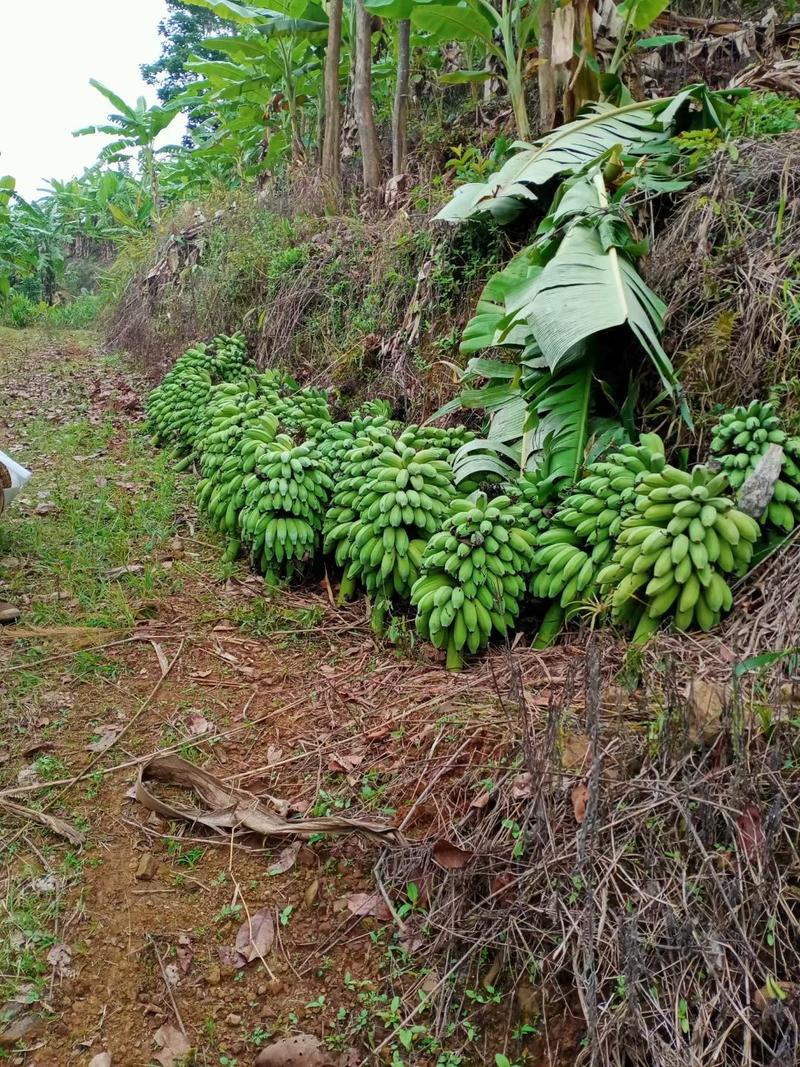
[
  {"xmin": 354, "ymin": 0, "xmax": 382, "ymax": 199},
  {"xmin": 538, "ymin": 0, "xmax": 557, "ymax": 131},
  {"xmin": 321, "ymin": 0, "xmax": 344, "ymax": 204},
  {"xmin": 143, "ymin": 144, "xmax": 160, "ymax": 227},
  {"xmin": 391, "ymin": 18, "xmax": 411, "ymax": 176},
  {"xmin": 500, "ymin": 1, "xmax": 530, "ymax": 140}
]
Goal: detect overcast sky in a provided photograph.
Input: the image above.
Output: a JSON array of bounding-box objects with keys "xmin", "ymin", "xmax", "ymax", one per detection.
[{"xmin": 0, "ymin": 0, "xmax": 184, "ymax": 200}]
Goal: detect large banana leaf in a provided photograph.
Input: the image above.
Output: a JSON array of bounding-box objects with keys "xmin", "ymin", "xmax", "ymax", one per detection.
[
  {"xmin": 435, "ymin": 85, "xmax": 727, "ymax": 223},
  {"xmin": 504, "ymin": 220, "xmax": 676, "ymax": 392},
  {"xmin": 184, "ymin": 0, "xmax": 327, "ymax": 34},
  {"xmin": 460, "ymin": 249, "xmax": 542, "ymax": 354},
  {"xmin": 527, "ymin": 358, "xmax": 595, "ymax": 484}
]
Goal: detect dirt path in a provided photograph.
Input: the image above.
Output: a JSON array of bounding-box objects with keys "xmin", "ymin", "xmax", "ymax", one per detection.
[{"xmin": 0, "ymin": 329, "xmax": 583, "ymax": 1067}]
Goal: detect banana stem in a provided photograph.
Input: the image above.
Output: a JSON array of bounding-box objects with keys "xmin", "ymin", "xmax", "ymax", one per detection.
[
  {"xmin": 337, "ymin": 573, "xmax": 356, "ymax": 604},
  {"xmin": 532, "ymin": 601, "xmax": 565, "ymax": 649},
  {"xmin": 446, "ymin": 636, "xmax": 463, "ymax": 671}
]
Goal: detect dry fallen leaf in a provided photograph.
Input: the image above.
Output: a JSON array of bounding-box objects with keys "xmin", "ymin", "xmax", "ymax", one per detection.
[
  {"xmin": 571, "ymin": 782, "xmax": 589, "ymax": 824},
  {"xmin": 327, "ymin": 751, "xmax": 363, "ymax": 774},
  {"xmin": 88, "ymin": 1053, "xmax": 112, "ymax": 1067},
  {"xmin": 470, "ymin": 789, "xmax": 492, "ymax": 810},
  {"xmin": 105, "ymin": 563, "xmax": 144, "ymax": 580},
  {"xmin": 151, "ymin": 641, "xmax": 170, "ymax": 677},
  {"xmin": 432, "ymin": 839, "xmax": 474, "ymax": 871},
  {"xmin": 489, "ymin": 871, "xmax": 516, "ymax": 902},
  {"xmin": 176, "ymin": 934, "xmax": 193, "ymax": 975},
  {"xmin": 510, "ymin": 773, "xmax": 534, "ymax": 801},
  {"xmin": 737, "ymin": 803, "xmax": 765, "ymax": 861},
  {"xmin": 46, "ymin": 943, "xmax": 72, "ymax": 977},
  {"xmin": 233, "ymin": 908, "xmax": 275, "ymax": 966},
  {"xmin": 255, "ymin": 1033, "xmax": 332, "ymax": 1066},
  {"xmin": 86, "ymin": 724, "xmax": 122, "ymax": 753},
  {"xmin": 346, "ymin": 892, "xmax": 392, "ymax": 920},
  {"xmin": 268, "ymin": 842, "xmax": 301, "ymax": 877},
  {"xmin": 152, "ymin": 1022, "xmax": 192, "ymax": 1067},
  {"xmin": 186, "ymin": 712, "xmax": 214, "ymax": 736}
]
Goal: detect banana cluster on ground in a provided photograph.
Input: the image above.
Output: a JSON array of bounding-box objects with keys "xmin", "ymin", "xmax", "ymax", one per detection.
[
  {"xmin": 412, "ymin": 492, "xmax": 535, "ymax": 669},
  {"xmin": 146, "ymin": 332, "xmax": 795, "ymax": 669},
  {"xmin": 197, "ymin": 413, "xmax": 280, "ymax": 562},
  {"xmin": 193, "ymin": 377, "xmax": 278, "ymax": 477},
  {"xmin": 273, "ymin": 388, "xmax": 332, "ymax": 440},
  {"xmin": 331, "ymin": 434, "xmax": 458, "ymax": 629},
  {"xmin": 710, "ymin": 399, "xmax": 800, "ymax": 534},
  {"xmin": 316, "ymin": 402, "xmax": 398, "ymax": 481},
  {"xmin": 526, "ymin": 435, "xmax": 666, "ymax": 646},
  {"xmin": 146, "ymin": 333, "xmax": 253, "ymax": 451},
  {"xmin": 598, "ymin": 463, "xmax": 760, "ymax": 640},
  {"xmin": 240, "ymin": 433, "xmax": 333, "ymax": 578}
]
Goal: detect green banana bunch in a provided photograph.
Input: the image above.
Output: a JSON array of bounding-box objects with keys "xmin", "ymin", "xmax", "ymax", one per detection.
[
  {"xmin": 193, "ymin": 380, "xmax": 272, "ymax": 477},
  {"xmin": 412, "ymin": 492, "xmax": 536, "ymax": 670},
  {"xmin": 207, "ymin": 332, "xmax": 252, "ymax": 379},
  {"xmin": 399, "ymin": 423, "xmax": 476, "ymax": 457},
  {"xmin": 336, "ymin": 440, "xmax": 457, "ymax": 628},
  {"xmin": 146, "ymin": 333, "xmax": 255, "ymax": 452},
  {"xmin": 323, "ymin": 423, "xmax": 401, "ymax": 569},
  {"xmin": 511, "ymin": 469, "xmax": 557, "ymax": 537},
  {"xmin": 239, "ymin": 433, "xmax": 333, "ymax": 579},
  {"xmin": 597, "ymin": 463, "xmax": 760, "ymax": 640},
  {"xmin": 272, "ymin": 388, "xmax": 332, "ymax": 440},
  {"xmin": 317, "ymin": 407, "xmax": 399, "ymax": 482},
  {"xmin": 147, "ymin": 366, "xmax": 215, "ymax": 450},
  {"xmin": 527, "ymin": 435, "xmax": 667, "ymax": 646},
  {"xmin": 710, "ymin": 399, "xmax": 800, "ymax": 534},
  {"xmin": 196, "ymin": 413, "xmax": 280, "ymax": 563}
]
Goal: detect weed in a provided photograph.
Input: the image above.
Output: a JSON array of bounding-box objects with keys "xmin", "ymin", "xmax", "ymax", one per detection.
[
  {"xmin": 166, "ymin": 840, "xmax": 206, "ymax": 869},
  {"xmin": 213, "ymin": 903, "xmax": 243, "ymax": 924}
]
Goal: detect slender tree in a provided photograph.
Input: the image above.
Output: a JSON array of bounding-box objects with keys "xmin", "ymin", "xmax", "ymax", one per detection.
[
  {"xmin": 538, "ymin": 0, "xmax": 557, "ymax": 131},
  {"xmin": 354, "ymin": 0, "xmax": 383, "ymax": 198},
  {"xmin": 391, "ymin": 19, "xmax": 411, "ymax": 176},
  {"xmin": 321, "ymin": 0, "xmax": 345, "ymax": 202}
]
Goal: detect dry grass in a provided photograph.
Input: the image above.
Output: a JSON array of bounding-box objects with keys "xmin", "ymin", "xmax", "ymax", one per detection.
[
  {"xmin": 377, "ymin": 645, "xmax": 800, "ymax": 1067},
  {"xmin": 647, "ymin": 131, "xmax": 800, "ymax": 443}
]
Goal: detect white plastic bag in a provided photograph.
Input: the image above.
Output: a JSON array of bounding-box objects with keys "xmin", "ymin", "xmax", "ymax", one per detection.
[{"xmin": 0, "ymin": 449, "xmax": 31, "ymax": 510}]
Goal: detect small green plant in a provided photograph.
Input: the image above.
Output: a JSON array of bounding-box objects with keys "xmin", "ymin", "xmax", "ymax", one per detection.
[
  {"xmin": 279, "ymin": 904, "xmax": 294, "ymax": 926},
  {"xmin": 728, "ymin": 92, "xmax": 800, "ymax": 139},
  {"xmin": 213, "ymin": 903, "xmax": 243, "ymax": 923}
]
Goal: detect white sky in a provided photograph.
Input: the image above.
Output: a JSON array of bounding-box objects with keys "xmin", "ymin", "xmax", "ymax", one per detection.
[{"xmin": 0, "ymin": 0, "xmax": 185, "ymax": 200}]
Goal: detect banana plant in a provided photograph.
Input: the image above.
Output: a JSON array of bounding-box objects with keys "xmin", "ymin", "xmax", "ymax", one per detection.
[
  {"xmin": 434, "ymin": 166, "xmax": 677, "ymax": 488},
  {"xmin": 0, "ymin": 176, "xmax": 16, "ymax": 299},
  {"xmin": 181, "ymin": 0, "xmax": 329, "ymax": 163},
  {"xmin": 368, "ymin": 0, "xmax": 538, "ymax": 139},
  {"xmin": 73, "ymin": 81, "xmax": 179, "ymax": 224},
  {"xmin": 436, "ymin": 84, "xmax": 739, "ymax": 223}
]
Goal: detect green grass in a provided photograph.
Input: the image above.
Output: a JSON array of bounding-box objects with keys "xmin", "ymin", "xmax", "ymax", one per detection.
[
  {"xmin": 232, "ymin": 597, "xmax": 325, "ymax": 639},
  {"xmin": 0, "ymin": 416, "xmax": 188, "ymax": 631}
]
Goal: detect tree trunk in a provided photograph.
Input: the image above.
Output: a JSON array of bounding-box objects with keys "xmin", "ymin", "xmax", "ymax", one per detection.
[
  {"xmin": 538, "ymin": 0, "xmax": 557, "ymax": 131},
  {"xmin": 354, "ymin": 0, "xmax": 382, "ymax": 199},
  {"xmin": 321, "ymin": 0, "xmax": 344, "ymax": 205},
  {"xmin": 144, "ymin": 144, "xmax": 161, "ymax": 227},
  {"xmin": 391, "ymin": 19, "xmax": 411, "ymax": 176}
]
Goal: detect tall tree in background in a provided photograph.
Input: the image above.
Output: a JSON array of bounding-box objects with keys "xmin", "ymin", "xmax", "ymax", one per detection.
[
  {"xmin": 354, "ymin": 0, "xmax": 382, "ymax": 197},
  {"xmin": 321, "ymin": 0, "xmax": 344, "ymax": 202},
  {"xmin": 392, "ymin": 19, "xmax": 411, "ymax": 175},
  {"xmin": 538, "ymin": 0, "xmax": 556, "ymax": 131},
  {"xmin": 141, "ymin": 0, "xmax": 225, "ymax": 137}
]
